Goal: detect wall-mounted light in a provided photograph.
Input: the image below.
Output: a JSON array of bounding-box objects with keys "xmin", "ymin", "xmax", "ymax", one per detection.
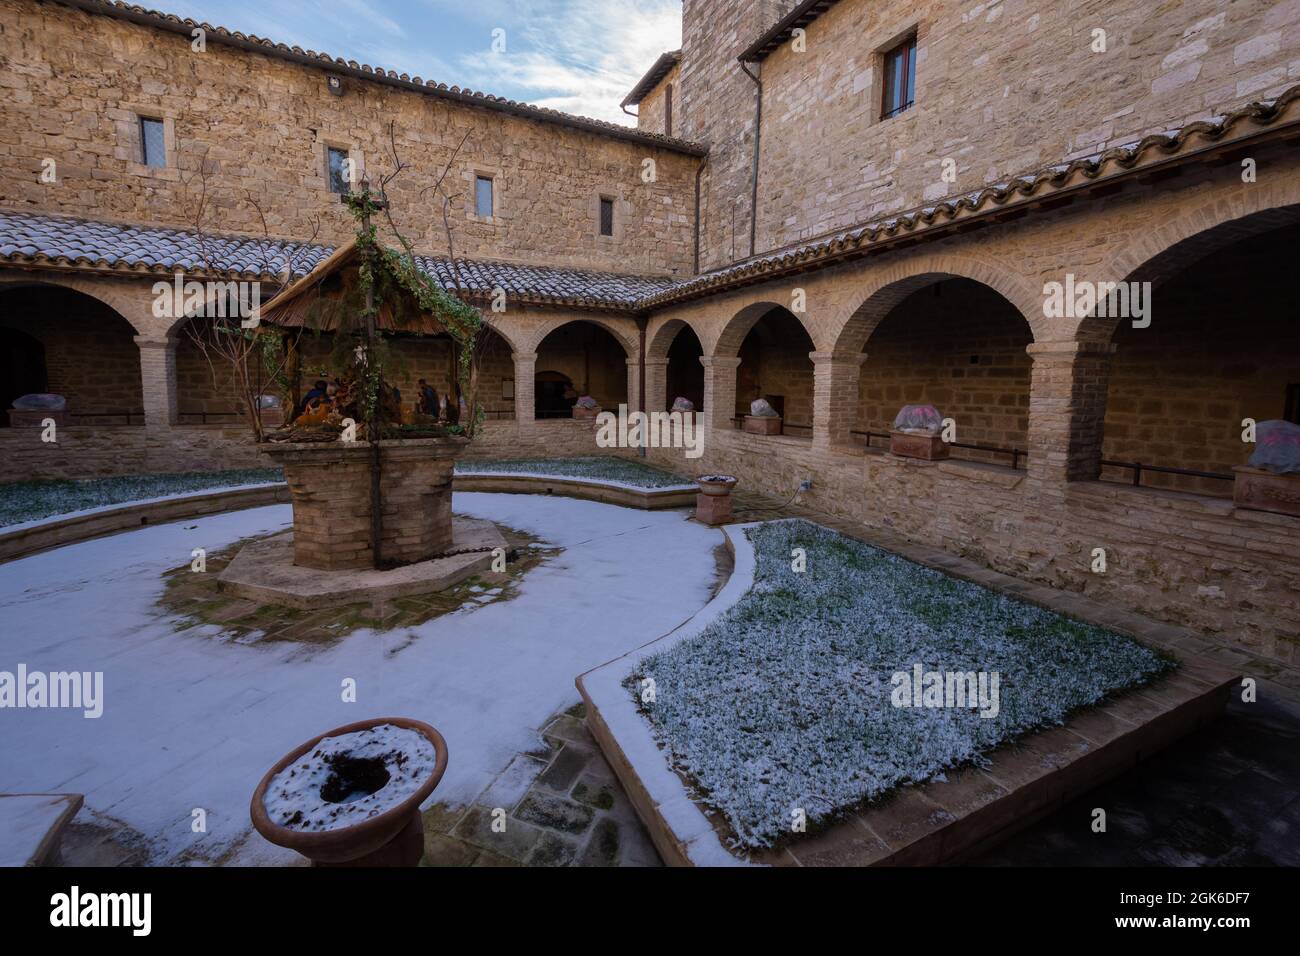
[{"xmin": 326, "ymin": 75, "xmax": 344, "ymax": 97}]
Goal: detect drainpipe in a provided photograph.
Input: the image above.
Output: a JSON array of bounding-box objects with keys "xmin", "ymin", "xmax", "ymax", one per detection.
[
  {"xmin": 693, "ymin": 157, "xmax": 705, "ymax": 274},
  {"xmin": 621, "ymin": 104, "xmax": 638, "ymax": 120},
  {"xmin": 637, "ymin": 318, "xmax": 648, "ymax": 458},
  {"xmin": 739, "ymin": 59, "xmax": 762, "ymax": 259}
]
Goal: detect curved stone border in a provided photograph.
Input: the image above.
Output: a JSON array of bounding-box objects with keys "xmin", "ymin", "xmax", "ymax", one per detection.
[
  {"xmin": 577, "ymin": 519, "xmax": 1237, "ymax": 867},
  {"xmin": 454, "ymin": 472, "xmax": 697, "ymax": 510},
  {"xmin": 577, "ymin": 522, "xmax": 761, "ymax": 867},
  {"xmin": 0, "ymin": 483, "xmax": 291, "ymax": 564}
]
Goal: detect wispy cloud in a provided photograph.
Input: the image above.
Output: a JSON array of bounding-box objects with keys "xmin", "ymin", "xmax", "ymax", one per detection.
[
  {"xmin": 455, "ymin": 0, "xmax": 681, "ymax": 122},
  {"xmin": 157, "ymin": 0, "xmax": 680, "ymax": 125}
]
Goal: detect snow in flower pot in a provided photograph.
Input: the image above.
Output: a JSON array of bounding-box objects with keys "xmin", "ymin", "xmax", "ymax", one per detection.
[
  {"xmin": 743, "ymin": 398, "xmax": 782, "ymax": 436},
  {"xmin": 572, "ymin": 395, "xmax": 601, "ymax": 420},
  {"xmin": 8, "ymin": 393, "xmax": 66, "ymax": 428},
  {"xmin": 251, "ymin": 717, "xmax": 448, "ymax": 867},
  {"xmin": 889, "ymin": 403, "xmax": 948, "ymax": 460},
  {"xmin": 1234, "ymin": 420, "xmax": 1300, "ymax": 517},
  {"xmin": 695, "ymin": 474, "xmax": 737, "ymax": 525},
  {"xmin": 695, "ymin": 474, "xmax": 737, "ymax": 496}
]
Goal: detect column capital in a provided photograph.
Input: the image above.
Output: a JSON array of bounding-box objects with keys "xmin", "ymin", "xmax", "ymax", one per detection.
[
  {"xmin": 511, "ymin": 351, "xmax": 539, "ymax": 363},
  {"xmin": 134, "ymin": 335, "xmax": 178, "ymax": 349},
  {"xmin": 1025, "ymin": 340, "xmax": 1116, "ymax": 359},
  {"xmin": 809, "ymin": 350, "xmax": 868, "ymax": 366},
  {"xmin": 699, "ymin": 355, "xmax": 742, "ymax": 369}
]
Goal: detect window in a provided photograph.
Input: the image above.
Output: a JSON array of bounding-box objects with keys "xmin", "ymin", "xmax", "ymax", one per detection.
[
  {"xmin": 327, "ymin": 146, "xmax": 351, "ymax": 194},
  {"xmin": 599, "ymin": 197, "xmax": 614, "ymax": 237},
  {"xmin": 140, "ymin": 117, "xmax": 166, "ymax": 168},
  {"xmin": 664, "ymin": 84, "xmax": 674, "ymax": 136},
  {"xmin": 881, "ymin": 35, "xmax": 917, "ymax": 119},
  {"xmin": 475, "ymin": 175, "xmax": 494, "ymax": 217}
]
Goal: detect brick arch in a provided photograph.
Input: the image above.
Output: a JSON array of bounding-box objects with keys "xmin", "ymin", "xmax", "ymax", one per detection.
[
  {"xmin": 832, "ymin": 254, "xmax": 1041, "ymax": 355},
  {"xmin": 521, "ymin": 315, "xmax": 638, "ymax": 357},
  {"xmin": 713, "ymin": 300, "xmax": 815, "ymax": 358},
  {"xmin": 1080, "ymin": 191, "xmax": 1300, "ymax": 343},
  {"xmin": 0, "ymin": 274, "xmax": 148, "ymax": 335},
  {"xmin": 646, "ymin": 316, "xmax": 705, "ymax": 362}
]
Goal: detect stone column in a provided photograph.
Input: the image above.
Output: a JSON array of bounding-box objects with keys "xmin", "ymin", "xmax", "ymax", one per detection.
[
  {"xmin": 625, "ymin": 357, "xmax": 643, "ymax": 415},
  {"xmin": 643, "ymin": 359, "xmax": 669, "ymax": 415},
  {"xmin": 135, "ymin": 334, "xmax": 178, "ymax": 427},
  {"xmin": 700, "ymin": 355, "xmax": 741, "ymax": 431},
  {"xmin": 512, "ymin": 350, "xmax": 537, "ymax": 433},
  {"xmin": 1024, "ymin": 340, "xmax": 1116, "ymax": 495},
  {"xmin": 810, "ymin": 351, "xmax": 867, "ymax": 449}
]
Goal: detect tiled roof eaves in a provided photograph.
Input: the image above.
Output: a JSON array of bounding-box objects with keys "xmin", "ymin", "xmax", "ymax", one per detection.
[
  {"xmin": 54, "ymin": 0, "xmax": 708, "ymax": 158},
  {"xmin": 0, "ymin": 212, "xmax": 680, "ymax": 311},
  {"xmin": 635, "ymin": 84, "xmax": 1300, "ymax": 309},
  {"xmin": 621, "ymin": 50, "xmax": 682, "ymax": 108},
  {"xmin": 739, "ymin": 0, "xmax": 841, "ymax": 63}
]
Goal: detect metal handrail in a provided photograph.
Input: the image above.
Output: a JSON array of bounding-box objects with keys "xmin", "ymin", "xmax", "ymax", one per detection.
[
  {"xmin": 1100, "ymin": 459, "xmax": 1233, "ymax": 487},
  {"xmin": 853, "ymin": 430, "xmax": 1027, "ymax": 470}
]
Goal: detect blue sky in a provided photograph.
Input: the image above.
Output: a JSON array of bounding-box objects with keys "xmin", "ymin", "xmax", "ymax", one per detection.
[{"xmin": 161, "ymin": 0, "xmax": 682, "ymax": 125}]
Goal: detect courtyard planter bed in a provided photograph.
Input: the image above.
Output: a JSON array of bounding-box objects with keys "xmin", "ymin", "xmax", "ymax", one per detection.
[
  {"xmin": 0, "ymin": 468, "xmax": 284, "ymax": 529},
  {"xmin": 455, "ymin": 456, "xmax": 694, "ymax": 490},
  {"xmin": 624, "ymin": 519, "xmax": 1172, "ymax": 850}
]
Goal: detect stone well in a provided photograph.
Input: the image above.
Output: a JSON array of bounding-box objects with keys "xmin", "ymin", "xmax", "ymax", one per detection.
[{"xmin": 260, "ymin": 436, "xmax": 466, "ymax": 571}]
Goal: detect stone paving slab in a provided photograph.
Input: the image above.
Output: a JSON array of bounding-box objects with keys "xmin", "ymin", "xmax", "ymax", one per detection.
[{"xmin": 420, "ymin": 703, "xmax": 662, "ymax": 867}]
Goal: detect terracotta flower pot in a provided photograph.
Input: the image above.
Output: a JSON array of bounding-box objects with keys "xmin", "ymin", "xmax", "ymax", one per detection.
[
  {"xmin": 572, "ymin": 404, "xmax": 601, "ymax": 420},
  {"xmin": 1234, "ymin": 466, "xmax": 1300, "ymax": 517},
  {"xmin": 251, "ymin": 716, "xmax": 448, "ymax": 867},
  {"xmin": 696, "ymin": 475, "xmax": 738, "ymax": 496}
]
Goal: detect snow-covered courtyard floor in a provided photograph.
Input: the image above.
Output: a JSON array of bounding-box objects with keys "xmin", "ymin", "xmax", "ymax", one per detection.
[{"xmin": 0, "ymin": 493, "xmax": 722, "ymax": 864}]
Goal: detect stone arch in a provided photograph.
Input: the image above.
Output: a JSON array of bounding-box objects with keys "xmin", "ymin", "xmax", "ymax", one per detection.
[
  {"xmin": 832, "ymin": 253, "xmax": 1042, "ymax": 355},
  {"xmin": 0, "ymin": 279, "xmax": 146, "ymax": 421},
  {"xmin": 0, "ymin": 274, "xmax": 152, "ymax": 334},
  {"xmin": 646, "ymin": 316, "xmax": 705, "ymax": 363},
  {"xmin": 714, "ymin": 300, "xmax": 817, "ymax": 358},
  {"xmin": 1081, "ymin": 193, "xmax": 1300, "ymax": 343},
  {"xmin": 520, "ymin": 315, "xmax": 638, "ymax": 357}
]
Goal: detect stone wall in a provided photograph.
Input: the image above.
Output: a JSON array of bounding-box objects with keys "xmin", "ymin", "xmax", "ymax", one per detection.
[
  {"xmin": 0, "ymin": 0, "xmax": 698, "ymax": 276},
  {"xmin": 693, "ymin": 0, "xmax": 1300, "ymax": 262},
  {"xmin": 645, "ymin": 428, "xmax": 1298, "ymax": 665},
  {"xmin": 635, "ymin": 62, "xmax": 681, "ymax": 138}
]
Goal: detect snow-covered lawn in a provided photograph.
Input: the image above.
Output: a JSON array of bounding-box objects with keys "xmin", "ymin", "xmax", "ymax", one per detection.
[
  {"xmin": 0, "ymin": 493, "xmax": 721, "ymax": 864},
  {"xmin": 0, "ymin": 469, "xmax": 283, "ymax": 528},
  {"xmin": 457, "ymin": 456, "xmax": 692, "ymax": 489},
  {"xmin": 629, "ymin": 519, "xmax": 1172, "ymax": 849}
]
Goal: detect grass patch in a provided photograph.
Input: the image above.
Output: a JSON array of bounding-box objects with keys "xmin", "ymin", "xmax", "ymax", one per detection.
[
  {"xmin": 0, "ymin": 468, "xmax": 283, "ymax": 527},
  {"xmin": 456, "ymin": 456, "xmax": 691, "ymax": 489},
  {"xmin": 628, "ymin": 519, "xmax": 1172, "ymax": 849}
]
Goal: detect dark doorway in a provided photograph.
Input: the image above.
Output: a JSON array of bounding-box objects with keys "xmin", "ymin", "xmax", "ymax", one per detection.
[
  {"xmin": 1, "ymin": 328, "xmax": 48, "ymax": 425},
  {"xmin": 535, "ymin": 370, "xmax": 575, "ymax": 419}
]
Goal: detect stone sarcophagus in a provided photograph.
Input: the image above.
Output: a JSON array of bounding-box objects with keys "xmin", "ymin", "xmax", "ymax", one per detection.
[{"xmin": 260, "ymin": 437, "xmax": 466, "ymax": 571}]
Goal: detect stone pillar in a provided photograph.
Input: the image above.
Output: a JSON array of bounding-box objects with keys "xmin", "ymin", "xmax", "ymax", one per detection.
[
  {"xmin": 512, "ymin": 351, "xmax": 537, "ymax": 433},
  {"xmin": 644, "ymin": 359, "xmax": 669, "ymax": 415},
  {"xmin": 700, "ymin": 355, "xmax": 742, "ymax": 431},
  {"xmin": 810, "ymin": 351, "xmax": 867, "ymax": 449},
  {"xmin": 625, "ymin": 357, "xmax": 643, "ymax": 415},
  {"xmin": 1024, "ymin": 340, "xmax": 1116, "ymax": 495},
  {"xmin": 136, "ymin": 335, "xmax": 178, "ymax": 427}
]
